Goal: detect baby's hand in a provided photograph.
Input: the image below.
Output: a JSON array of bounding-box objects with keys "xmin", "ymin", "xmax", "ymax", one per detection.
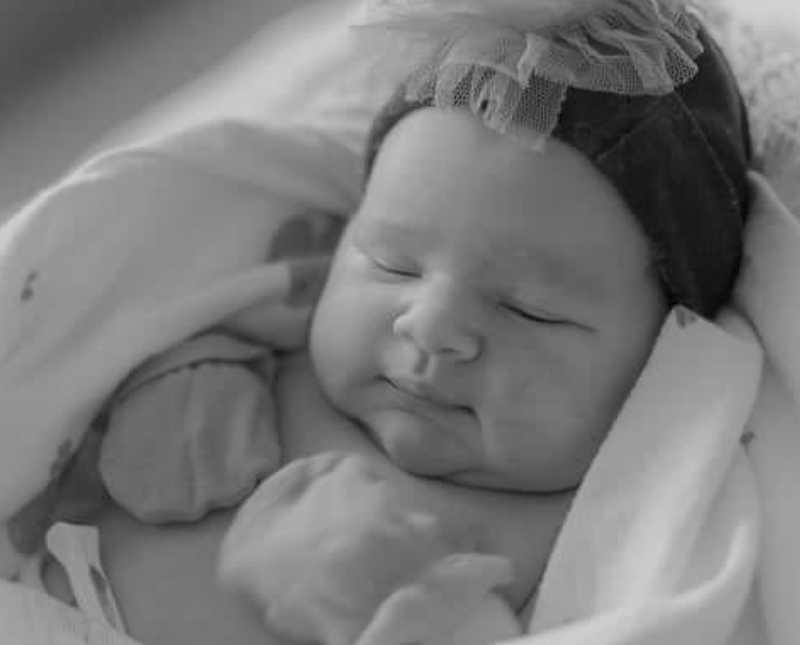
[{"xmin": 218, "ymin": 452, "xmax": 473, "ymax": 645}]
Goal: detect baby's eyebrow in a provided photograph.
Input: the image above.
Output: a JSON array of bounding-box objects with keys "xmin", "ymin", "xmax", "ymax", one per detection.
[
  {"xmin": 481, "ymin": 241, "xmax": 604, "ymax": 303},
  {"xmin": 352, "ymin": 217, "xmax": 440, "ymax": 249}
]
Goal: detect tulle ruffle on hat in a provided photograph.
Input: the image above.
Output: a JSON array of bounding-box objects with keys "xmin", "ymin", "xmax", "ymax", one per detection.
[{"xmin": 356, "ymin": 0, "xmax": 705, "ymax": 144}]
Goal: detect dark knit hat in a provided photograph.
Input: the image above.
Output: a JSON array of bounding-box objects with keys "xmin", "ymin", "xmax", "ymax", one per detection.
[{"xmin": 364, "ymin": 25, "xmax": 751, "ymax": 317}]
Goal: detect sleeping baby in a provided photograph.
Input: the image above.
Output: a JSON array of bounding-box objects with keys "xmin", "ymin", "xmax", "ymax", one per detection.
[{"xmin": 36, "ymin": 2, "xmax": 753, "ymax": 644}]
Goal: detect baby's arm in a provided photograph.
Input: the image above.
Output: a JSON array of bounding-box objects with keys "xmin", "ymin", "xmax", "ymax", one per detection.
[
  {"xmin": 3, "ymin": 331, "xmax": 285, "ymax": 569},
  {"xmin": 218, "ymin": 452, "xmax": 522, "ymax": 645}
]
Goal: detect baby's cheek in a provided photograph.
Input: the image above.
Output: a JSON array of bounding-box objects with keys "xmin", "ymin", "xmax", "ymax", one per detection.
[
  {"xmin": 310, "ymin": 290, "xmax": 376, "ymax": 410},
  {"xmin": 482, "ymin": 340, "xmax": 577, "ymax": 415},
  {"xmin": 480, "ymin": 345, "xmax": 606, "ymax": 457}
]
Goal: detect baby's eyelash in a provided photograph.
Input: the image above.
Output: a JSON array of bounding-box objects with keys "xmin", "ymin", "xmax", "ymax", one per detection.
[
  {"xmin": 370, "ymin": 255, "xmax": 420, "ymax": 278},
  {"xmin": 499, "ymin": 302, "xmax": 564, "ymax": 325}
]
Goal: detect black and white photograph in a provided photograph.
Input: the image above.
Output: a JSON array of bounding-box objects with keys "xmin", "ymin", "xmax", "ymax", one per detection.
[{"xmin": 0, "ymin": 1, "xmax": 798, "ymax": 644}]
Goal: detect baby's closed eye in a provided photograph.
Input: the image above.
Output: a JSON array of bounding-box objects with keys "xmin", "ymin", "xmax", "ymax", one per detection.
[
  {"xmin": 354, "ymin": 239, "xmax": 421, "ymax": 279},
  {"xmin": 497, "ymin": 300, "xmax": 567, "ymax": 325},
  {"xmin": 368, "ymin": 253, "xmax": 421, "ymax": 278}
]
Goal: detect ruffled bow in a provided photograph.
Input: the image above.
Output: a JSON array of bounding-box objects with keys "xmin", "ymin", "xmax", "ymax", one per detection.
[{"xmin": 355, "ymin": 0, "xmax": 705, "ymax": 141}]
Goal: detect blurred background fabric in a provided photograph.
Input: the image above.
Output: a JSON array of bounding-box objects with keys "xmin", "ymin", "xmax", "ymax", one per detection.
[
  {"xmin": 0, "ymin": 0, "xmax": 796, "ymax": 215},
  {"xmin": 0, "ymin": 0, "xmax": 304, "ymax": 214}
]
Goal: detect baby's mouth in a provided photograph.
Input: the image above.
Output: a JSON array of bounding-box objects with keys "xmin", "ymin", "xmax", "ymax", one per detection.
[
  {"xmin": 383, "ymin": 376, "xmax": 470, "ymax": 413},
  {"xmin": 369, "ymin": 377, "xmax": 476, "ymax": 478}
]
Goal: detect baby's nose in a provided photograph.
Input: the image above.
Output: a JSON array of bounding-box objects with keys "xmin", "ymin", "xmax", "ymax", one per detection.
[{"xmin": 392, "ymin": 281, "xmax": 482, "ymax": 362}]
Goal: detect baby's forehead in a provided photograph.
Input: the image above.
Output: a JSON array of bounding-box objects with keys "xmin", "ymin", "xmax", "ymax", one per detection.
[{"xmin": 356, "ymin": 109, "xmax": 656, "ymax": 300}]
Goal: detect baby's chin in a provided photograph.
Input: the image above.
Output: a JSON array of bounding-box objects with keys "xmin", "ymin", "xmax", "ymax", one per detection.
[
  {"xmin": 360, "ymin": 409, "xmax": 580, "ymax": 493},
  {"xmin": 361, "ymin": 408, "xmax": 477, "ymax": 479}
]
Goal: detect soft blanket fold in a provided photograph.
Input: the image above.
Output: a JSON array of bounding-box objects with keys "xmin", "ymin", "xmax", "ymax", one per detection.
[
  {"xmin": 0, "ymin": 120, "xmax": 361, "ymax": 571},
  {"xmin": 0, "ymin": 115, "xmax": 794, "ymax": 645},
  {"xmin": 730, "ymin": 172, "xmax": 800, "ymax": 645},
  {"xmin": 529, "ymin": 307, "xmax": 762, "ymax": 642}
]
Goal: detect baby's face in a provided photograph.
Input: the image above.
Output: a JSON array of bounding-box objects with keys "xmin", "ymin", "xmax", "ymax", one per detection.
[{"xmin": 310, "ymin": 109, "xmax": 667, "ymax": 492}]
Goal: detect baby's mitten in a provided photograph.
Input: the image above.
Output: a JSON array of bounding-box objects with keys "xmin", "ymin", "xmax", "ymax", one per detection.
[
  {"xmin": 357, "ymin": 553, "xmax": 522, "ymax": 645},
  {"xmin": 219, "ymin": 452, "xmax": 475, "ymax": 645},
  {"xmin": 99, "ymin": 333, "xmax": 282, "ymax": 523}
]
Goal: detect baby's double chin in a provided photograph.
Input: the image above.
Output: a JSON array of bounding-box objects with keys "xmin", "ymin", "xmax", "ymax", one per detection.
[{"xmin": 361, "ymin": 407, "xmax": 478, "ymax": 479}]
